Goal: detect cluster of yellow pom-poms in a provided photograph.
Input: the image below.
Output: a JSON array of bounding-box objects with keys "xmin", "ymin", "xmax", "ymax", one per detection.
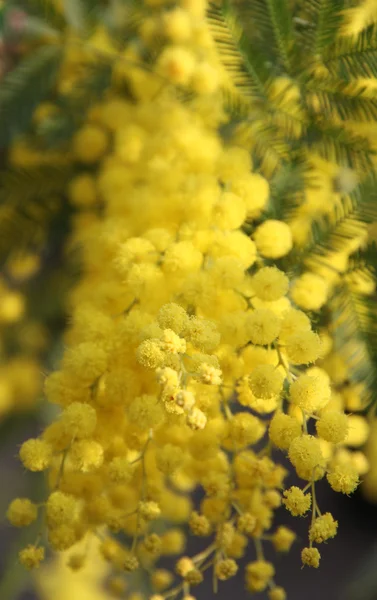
[{"xmin": 6, "ymin": 0, "xmax": 374, "ymax": 599}]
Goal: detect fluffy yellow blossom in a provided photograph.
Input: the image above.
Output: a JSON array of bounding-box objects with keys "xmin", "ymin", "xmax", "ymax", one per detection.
[
  {"xmin": 157, "ymin": 303, "xmax": 189, "ymax": 334},
  {"xmin": 19, "ymin": 438, "xmax": 52, "ymax": 472},
  {"xmin": 279, "ymin": 308, "xmax": 311, "ymax": 341},
  {"xmin": 309, "ymin": 513, "xmax": 338, "ymax": 543},
  {"xmin": 61, "ymin": 402, "xmax": 97, "ymax": 439},
  {"xmin": 271, "ymin": 526, "xmax": 296, "ymax": 552},
  {"xmin": 19, "ymin": 545, "xmax": 45, "ymax": 569},
  {"xmin": 249, "ymin": 364, "xmax": 284, "ymax": 399},
  {"xmin": 327, "ymin": 464, "xmax": 359, "ymax": 494},
  {"xmin": 289, "ymin": 373, "xmax": 331, "ymax": 412},
  {"xmin": 282, "ymin": 486, "xmax": 311, "ymax": 516},
  {"xmin": 269, "ymin": 412, "xmax": 302, "ymax": 450},
  {"xmin": 301, "ymin": 547, "xmax": 320, "ymax": 568},
  {"xmin": 7, "ymin": 498, "xmax": 38, "ymax": 527},
  {"xmin": 246, "ymin": 309, "xmax": 281, "ymax": 345},
  {"xmin": 254, "ymin": 220, "xmax": 293, "ymax": 258},
  {"xmin": 288, "ymin": 435, "xmax": 326, "ymax": 480},
  {"xmin": 215, "ymin": 558, "xmax": 238, "ymax": 580},
  {"xmin": 158, "ymin": 46, "xmax": 196, "ymax": 85},
  {"xmin": 316, "ymin": 411, "xmax": 349, "ymax": 444},
  {"xmin": 72, "ymin": 125, "xmax": 109, "ymax": 163},
  {"xmin": 252, "ymin": 267, "xmax": 289, "ymax": 301},
  {"xmin": 269, "ymin": 587, "xmax": 287, "ymax": 600},
  {"xmin": 245, "ymin": 560, "xmax": 275, "ymax": 592},
  {"xmin": 284, "ymin": 331, "xmax": 322, "ymax": 364},
  {"xmin": 291, "ymin": 273, "xmax": 329, "ymax": 311}
]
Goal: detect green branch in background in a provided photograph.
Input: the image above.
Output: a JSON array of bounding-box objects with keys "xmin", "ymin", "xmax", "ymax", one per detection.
[{"xmin": 0, "ymin": 45, "xmax": 63, "ymax": 148}]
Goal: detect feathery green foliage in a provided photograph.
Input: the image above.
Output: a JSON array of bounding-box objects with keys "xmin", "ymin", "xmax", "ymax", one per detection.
[{"xmin": 0, "ymin": 45, "xmax": 62, "ymax": 148}]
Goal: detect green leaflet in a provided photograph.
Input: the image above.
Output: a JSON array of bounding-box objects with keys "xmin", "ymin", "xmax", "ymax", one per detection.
[
  {"xmin": 0, "ymin": 165, "xmax": 73, "ymax": 263},
  {"xmin": 324, "ymin": 24, "xmax": 377, "ymax": 79},
  {"xmin": 331, "ymin": 285, "xmax": 377, "ymax": 410},
  {"xmin": 0, "ymin": 45, "xmax": 63, "ymax": 148}
]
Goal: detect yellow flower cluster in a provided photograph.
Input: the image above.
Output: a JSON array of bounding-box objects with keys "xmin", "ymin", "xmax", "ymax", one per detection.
[{"xmin": 8, "ymin": 1, "xmax": 374, "ymax": 598}]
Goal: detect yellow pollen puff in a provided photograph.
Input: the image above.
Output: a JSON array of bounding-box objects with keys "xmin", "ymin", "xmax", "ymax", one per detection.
[
  {"xmin": 72, "ymin": 124, "xmax": 109, "ymax": 164},
  {"xmin": 138, "ymin": 500, "xmax": 161, "ymax": 521},
  {"xmin": 68, "ymin": 174, "xmax": 98, "ymax": 208},
  {"xmin": 309, "ymin": 512, "xmax": 338, "ymax": 543},
  {"xmin": 246, "ymin": 309, "xmax": 281, "ymax": 345},
  {"xmin": 254, "ymin": 220, "xmax": 293, "ymax": 259},
  {"xmin": 346, "ymin": 414, "xmax": 370, "ymax": 447},
  {"xmin": 269, "ymin": 587, "xmax": 287, "ymax": 600},
  {"xmin": 19, "ymin": 545, "xmax": 45, "ymax": 569},
  {"xmin": 123, "ymin": 555, "xmax": 139, "ymax": 572},
  {"xmin": 46, "ymin": 490, "xmax": 79, "ymax": 527},
  {"xmin": 144, "ymin": 533, "xmax": 162, "ymax": 554},
  {"xmin": 271, "ymin": 526, "xmax": 296, "ymax": 552},
  {"xmin": 288, "ymin": 435, "xmax": 326, "ymax": 481},
  {"xmin": 156, "ymin": 444, "xmax": 184, "ymax": 474},
  {"xmin": 160, "ymin": 329, "xmax": 186, "ymax": 354},
  {"xmin": 61, "ymin": 402, "xmax": 97, "ymax": 439},
  {"xmin": 326, "ymin": 463, "xmax": 359, "ymax": 494},
  {"xmin": 136, "ymin": 339, "xmax": 166, "ymax": 369},
  {"xmin": 7, "ymin": 498, "xmax": 38, "ymax": 527},
  {"xmin": 301, "ymin": 547, "xmax": 320, "ymax": 568},
  {"xmin": 163, "ymin": 241, "xmax": 202, "ymax": 273},
  {"xmin": 252, "ymin": 267, "xmax": 289, "ymax": 301},
  {"xmin": 197, "ymin": 363, "xmax": 222, "ymax": 385},
  {"xmin": 128, "ymin": 394, "xmax": 164, "ymax": 428},
  {"xmin": 215, "ymin": 558, "xmax": 238, "ymax": 580},
  {"xmin": 213, "ymin": 192, "xmax": 247, "ymax": 230},
  {"xmin": 108, "ymin": 456, "xmax": 133, "ymax": 483},
  {"xmin": 237, "ymin": 512, "xmax": 257, "ymax": 535},
  {"xmin": 269, "ymin": 412, "xmax": 302, "ymax": 450},
  {"xmin": 284, "ymin": 330, "xmax": 322, "ymax": 365},
  {"xmin": 191, "ymin": 62, "xmax": 220, "ymax": 95},
  {"xmin": 19, "ymin": 438, "xmax": 52, "ymax": 472},
  {"xmin": 316, "ymin": 411, "xmax": 349, "ymax": 444},
  {"xmin": 151, "ymin": 568, "xmax": 174, "ymax": 591},
  {"xmin": 157, "ymin": 303, "xmax": 189, "ymax": 334},
  {"xmin": 225, "ymin": 412, "xmax": 265, "ymax": 449},
  {"xmin": 231, "ymin": 173, "xmax": 269, "ymax": 219},
  {"xmin": 184, "ymin": 316, "xmax": 220, "ymax": 352},
  {"xmin": 282, "ymin": 486, "xmax": 311, "ymax": 516},
  {"xmin": 245, "ymin": 560, "xmax": 275, "ymax": 592},
  {"xmin": 187, "ymin": 406, "xmax": 207, "ymax": 430},
  {"xmin": 162, "ymin": 8, "xmax": 192, "ymax": 42},
  {"xmin": 69, "ymin": 439, "xmax": 104, "ymax": 472},
  {"xmin": 279, "ymin": 308, "xmax": 311, "ymax": 341},
  {"xmin": 291, "ymin": 272, "xmax": 329, "ymax": 312},
  {"xmin": 62, "ymin": 342, "xmax": 107, "ymax": 385},
  {"xmin": 189, "ymin": 511, "xmax": 211, "ymax": 536},
  {"xmin": 289, "ymin": 373, "xmax": 331, "ymax": 413},
  {"xmin": 158, "ymin": 46, "xmax": 196, "ymax": 85},
  {"xmin": 176, "ymin": 556, "xmax": 195, "ymax": 577},
  {"xmin": 249, "ymin": 364, "xmax": 284, "ymax": 399}
]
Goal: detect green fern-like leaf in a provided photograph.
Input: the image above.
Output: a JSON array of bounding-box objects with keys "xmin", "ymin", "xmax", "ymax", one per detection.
[
  {"xmin": 306, "ymin": 122, "xmax": 375, "ymax": 171},
  {"xmin": 0, "ymin": 165, "xmax": 72, "ymax": 263},
  {"xmin": 264, "ymin": 0, "xmax": 295, "ymax": 73},
  {"xmin": 324, "ymin": 24, "xmax": 377, "ymax": 79},
  {"xmin": 331, "ymin": 285, "xmax": 377, "ymax": 410},
  {"xmin": 0, "ymin": 45, "xmax": 63, "ymax": 148},
  {"xmin": 298, "ymin": 0, "xmax": 345, "ymax": 56},
  {"xmin": 288, "ymin": 174, "xmax": 377, "ymax": 273},
  {"xmin": 9, "ymin": 0, "xmax": 66, "ymax": 31},
  {"xmin": 346, "ymin": 241, "xmax": 377, "ymax": 275},
  {"xmin": 207, "ymin": 1, "xmax": 269, "ymax": 103}
]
